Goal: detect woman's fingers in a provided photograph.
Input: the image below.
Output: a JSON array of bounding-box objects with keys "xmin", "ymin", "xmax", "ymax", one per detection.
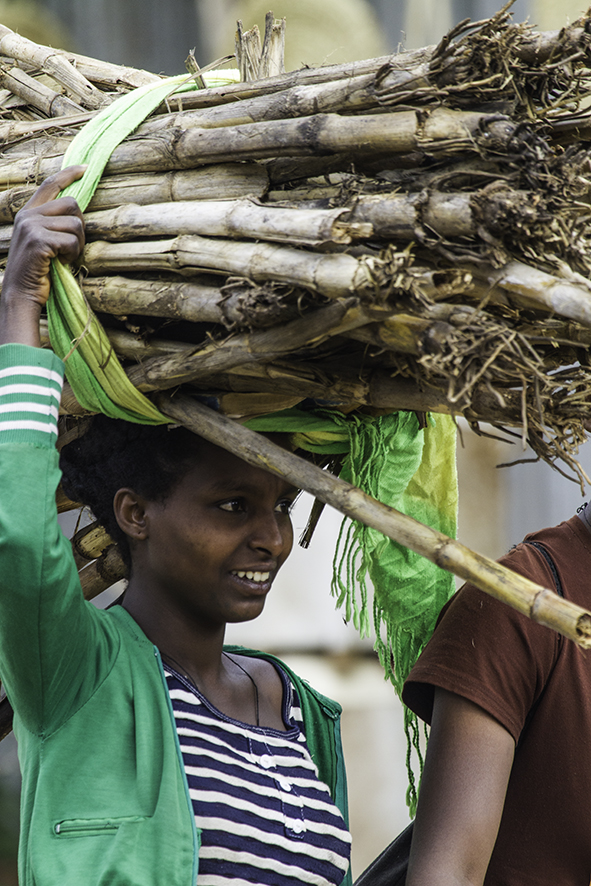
[
  {"xmin": 23, "ymin": 165, "xmax": 87, "ymax": 210},
  {"xmin": 2, "ymin": 169, "xmax": 86, "ymax": 310},
  {"xmin": 35, "ymin": 205, "xmax": 86, "ymax": 258}
]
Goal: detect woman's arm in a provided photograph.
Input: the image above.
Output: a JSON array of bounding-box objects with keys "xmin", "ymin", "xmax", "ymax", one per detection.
[
  {"xmin": 0, "ymin": 165, "xmax": 85, "ymax": 347},
  {"xmin": 0, "ymin": 169, "xmax": 115, "ymax": 735},
  {"xmin": 406, "ymin": 687, "xmax": 515, "ymax": 886}
]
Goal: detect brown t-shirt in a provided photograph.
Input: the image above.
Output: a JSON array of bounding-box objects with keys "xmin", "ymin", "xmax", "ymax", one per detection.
[{"xmin": 403, "ymin": 514, "xmax": 591, "ymax": 886}]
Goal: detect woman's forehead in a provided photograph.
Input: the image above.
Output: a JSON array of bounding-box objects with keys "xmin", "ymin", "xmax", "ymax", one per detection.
[{"xmin": 186, "ymin": 438, "xmax": 297, "ymax": 495}]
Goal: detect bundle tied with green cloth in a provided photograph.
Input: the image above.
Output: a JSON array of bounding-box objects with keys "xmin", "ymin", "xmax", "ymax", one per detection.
[
  {"xmin": 44, "ymin": 69, "xmax": 458, "ymax": 812},
  {"xmin": 248, "ymin": 407, "xmax": 458, "ymax": 811},
  {"xmin": 48, "ymin": 70, "xmax": 240, "ymax": 425}
]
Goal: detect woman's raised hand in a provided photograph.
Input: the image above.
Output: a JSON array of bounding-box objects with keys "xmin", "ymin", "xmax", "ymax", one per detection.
[{"xmin": 0, "ymin": 166, "xmax": 86, "ymax": 346}]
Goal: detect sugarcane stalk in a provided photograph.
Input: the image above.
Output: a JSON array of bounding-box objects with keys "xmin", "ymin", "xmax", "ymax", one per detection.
[
  {"xmin": 71, "ymin": 521, "xmax": 113, "ymax": 569},
  {"xmin": 0, "ymin": 113, "xmax": 93, "ymax": 151},
  {"xmin": 75, "ymin": 273, "xmax": 310, "ymax": 329},
  {"xmin": 156, "ymin": 47, "xmax": 434, "ymax": 112},
  {"xmin": 0, "ymin": 24, "xmax": 105, "ymax": 110},
  {"xmin": 0, "ymin": 696, "xmax": 13, "ymax": 742},
  {"xmin": 80, "ymin": 275, "xmax": 226, "ymax": 324},
  {"xmin": 117, "ymin": 108, "xmax": 512, "ymax": 171},
  {"xmin": 0, "ymin": 64, "xmax": 85, "ymax": 117},
  {"xmin": 39, "ymin": 318, "xmax": 192, "ymax": 361},
  {"xmin": 59, "ymin": 50, "xmax": 162, "ymax": 90},
  {"xmin": 157, "ymin": 393, "xmax": 591, "ymax": 646},
  {"xmin": 139, "ymin": 73, "xmax": 389, "ymax": 132},
  {"xmin": 88, "ymin": 164, "xmax": 269, "ymax": 209},
  {"xmin": 78, "ymin": 546, "xmax": 126, "ymax": 600},
  {"xmin": 81, "ymin": 235, "xmax": 374, "ymax": 299},
  {"xmin": 468, "ymin": 261, "xmax": 591, "ymax": 328},
  {"xmin": 5, "ymin": 134, "xmax": 77, "ymax": 164},
  {"xmin": 367, "ymin": 372, "xmax": 522, "ymax": 423},
  {"xmin": 236, "ymin": 13, "xmax": 285, "ymax": 81},
  {"xmin": 56, "ymin": 485, "xmax": 79, "ymax": 513},
  {"xmin": 183, "ymin": 361, "xmax": 372, "ymax": 404},
  {"xmin": 350, "ymin": 189, "xmax": 545, "ymax": 240},
  {"xmin": 0, "ymin": 164, "xmax": 269, "ymax": 223},
  {"xmin": 124, "ymin": 300, "xmax": 385, "ymax": 390},
  {"xmin": 84, "ymin": 198, "xmax": 371, "ymax": 247},
  {"xmin": 0, "ymin": 107, "xmax": 517, "ymax": 187},
  {"xmin": 345, "ymin": 315, "xmax": 456, "ymax": 356},
  {"xmin": 207, "ymin": 390, "xmax": 307, "ymax": 419},
  {"xmin": 259, "ymin": 13, "xmax": 286, "ymax": 78}
]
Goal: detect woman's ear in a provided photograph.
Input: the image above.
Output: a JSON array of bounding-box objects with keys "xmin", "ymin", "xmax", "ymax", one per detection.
[{"xmin": 113, "ymin": 488, "xmax": 149, "ymax": 541}]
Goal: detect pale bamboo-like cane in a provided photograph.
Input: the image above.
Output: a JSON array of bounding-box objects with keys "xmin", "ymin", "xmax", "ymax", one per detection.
[
  {"xmin": 469, "ymin": 261, "xmax": 591, "ymax": 329},
  {"xmin": 124, "ymin": 300, "xmax": 383, "ymax": 391},
  {"xmin": 0, "ymin": 65, "xmax": 85, "ymax": 117},
  {"xmin": 84, "ymin": 199, "xmax": 371, "ymax": 247},
  {"xmin": 0, "ymin": 23, "xmax": 105, "ymax": 110},
  {"xmin": 0, "ymin": 164, "xmax": 269, "ymax": 223},
  {"xmin": 157, "ymin": 393, "xmax": 591, "ymax": 647},
  {"xmin": 81, "ymin": 235, "xmax": 374, "ymax": 299},
  {"xmin": 78, "ymin": 546, "xmax": 126, "ymax": 601},
  {"xmin": 0, "ymin": 107, "xmax": 515, "ymax": 186}
]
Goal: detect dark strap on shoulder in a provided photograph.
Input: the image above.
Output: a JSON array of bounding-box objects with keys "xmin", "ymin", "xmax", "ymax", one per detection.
[
  {"xmin": 518, "ymin": 540, "xmax": 564, "ymax": 745},
  {"xmin": 523, "ymin": 540, "xmax": 564, "ymax": 597}
]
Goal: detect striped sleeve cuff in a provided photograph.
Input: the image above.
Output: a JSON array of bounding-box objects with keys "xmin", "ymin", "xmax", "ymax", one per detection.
[{"xmin": 0, "ymin": 344, "xmax": 65, "ymax": 446}]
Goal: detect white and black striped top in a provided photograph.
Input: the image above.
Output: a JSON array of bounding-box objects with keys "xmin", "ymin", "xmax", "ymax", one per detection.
[{"xmin": 164, "ymin": 663, "xmax": 352, "ymax": 886}]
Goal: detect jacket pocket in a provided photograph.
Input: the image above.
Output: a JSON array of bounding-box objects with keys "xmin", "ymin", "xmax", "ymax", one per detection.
[{"xmin": 53, "ymin": 816, "xmax": 145, "ymax": 837}]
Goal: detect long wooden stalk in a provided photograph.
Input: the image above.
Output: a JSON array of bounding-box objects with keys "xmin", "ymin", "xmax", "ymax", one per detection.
[
  {"xmin": 60, "ymin": 50, "xmax": 162, "ymax": 90},
  {"xmin": 139, "ymin": 73, "xmax": 390, "ymax": 132},
  {"xmin": 86, "ymin": 165, "xmax": 269, "ymax": 209},
  {"xmin": 0, "ymin": 108, "xmax": 516, "ymax": 186},
  {"xmin": 79, "ymin": 274, "xmax": 311, "ymax": 328},
  {"xmin": 0, "ymin": 164, "xmax": 269, "ymax": 223},
  {"xmin": 0, "ymin": 114, "xmax": 93, "ymax": 151},
  {"xmin": 80, "ymin": 187, "xmax": 544, "ymax": 248},
  {"xmin": 80, "ymin": 275, "xmax": 226, "ymax": 323},
  {"xmin": 71, "ymin": 521, "xmax": 113, "ymax": 569},
  {"xmin": 345, "ymin": 315, "xmax": 455, "ymax": 356},
  {"xmin": 469, "ymin": 261, "xmax": 591, "ymax": 328},
  {"xmin": 120, "ymin": 108, "xmax": 510, "ymax": 171},
  {"xmin": 39, "ymin": 318, "xmax": 192, "ymax": 361},
  {"xmin": 84, "ymin": 199, "xmax": 370, "ymax": 247},
  {"xmin": 82, "ymin": 235, "xmax": 374, "ymax": 299},
  {"xmin": 157, "ymin": 393, "xmax": 591, "ymax": 646},
  {"xmin": 0, "ymin": 24, "xmax": 105, "ymax": 110},
  {"xmin": 147, "ymin": 47, "xmax": 435, "ymax": 111},
  {"xmin": 78, "ymin": 546, "xmax": 126, "ymax": 600},
  {"xmin": 124, "ymin": 301, "xmax": 383, "ymax": 390},
  {"xmin": 0, "ymin": 65, "xmax": 85, "ymax": 117}
]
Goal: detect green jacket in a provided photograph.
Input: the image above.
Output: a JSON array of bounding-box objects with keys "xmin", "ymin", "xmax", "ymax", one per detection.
[{"xmin": 0, "ymin": 343, "xmax": 351, "ymax": 886}]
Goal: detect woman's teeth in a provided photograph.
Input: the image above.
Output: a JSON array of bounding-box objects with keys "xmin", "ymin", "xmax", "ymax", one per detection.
[{"xmin": 232, "ymin": 570, "xmax": 270, "ymax": 583}]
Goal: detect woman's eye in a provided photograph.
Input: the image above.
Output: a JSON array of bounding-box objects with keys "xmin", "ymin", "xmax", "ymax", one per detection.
[
  {"xmin": 219, "ymin": 500, "xmax": 244, "ymax": 513},
  {"xmin": 276, "ymin": 499, "xmax": 295, "ymax": 515}
]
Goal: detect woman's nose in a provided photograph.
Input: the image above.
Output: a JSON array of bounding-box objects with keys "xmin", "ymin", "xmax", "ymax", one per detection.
[{"xmin": 248, "ymin": 509, "xmax": 291, "ymax": 557}]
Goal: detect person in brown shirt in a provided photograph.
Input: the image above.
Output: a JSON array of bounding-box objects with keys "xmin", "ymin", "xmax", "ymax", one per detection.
[{"xmin": 402, "ymin": 504, "xmax": 591, "ymax": 886}]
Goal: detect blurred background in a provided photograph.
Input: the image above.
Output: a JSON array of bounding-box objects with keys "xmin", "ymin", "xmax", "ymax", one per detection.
[{"xmin": 0, "ymin": 0, "xmax": 590, "ymax": 882}]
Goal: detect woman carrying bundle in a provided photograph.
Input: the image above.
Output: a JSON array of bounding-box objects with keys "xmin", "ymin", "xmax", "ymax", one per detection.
[{"xmin": 0, "ymin": 168, "xmax": 351, "ymax": 886}]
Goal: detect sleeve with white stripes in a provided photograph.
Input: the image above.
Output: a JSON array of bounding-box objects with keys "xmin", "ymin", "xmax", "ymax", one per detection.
[{"xmin": 0, "ymin": 343, "xmax": 118, "ymax": 735}]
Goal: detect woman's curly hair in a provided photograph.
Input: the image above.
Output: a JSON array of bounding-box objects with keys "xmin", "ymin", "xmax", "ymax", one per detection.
[{"xmin": 60, "ymin": 416, "xmax": 204, "ymax": 569}]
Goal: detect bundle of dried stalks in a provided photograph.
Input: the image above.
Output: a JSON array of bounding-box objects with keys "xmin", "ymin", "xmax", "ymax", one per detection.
[{"xmin": 0, "ymin": 5, "xmax": 591, "ymax": 619}]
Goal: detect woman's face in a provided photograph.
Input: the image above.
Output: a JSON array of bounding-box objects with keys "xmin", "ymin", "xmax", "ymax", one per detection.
[{"xmin": 128, "ymin": 440, "xmax": 298, "ymax": 630}]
